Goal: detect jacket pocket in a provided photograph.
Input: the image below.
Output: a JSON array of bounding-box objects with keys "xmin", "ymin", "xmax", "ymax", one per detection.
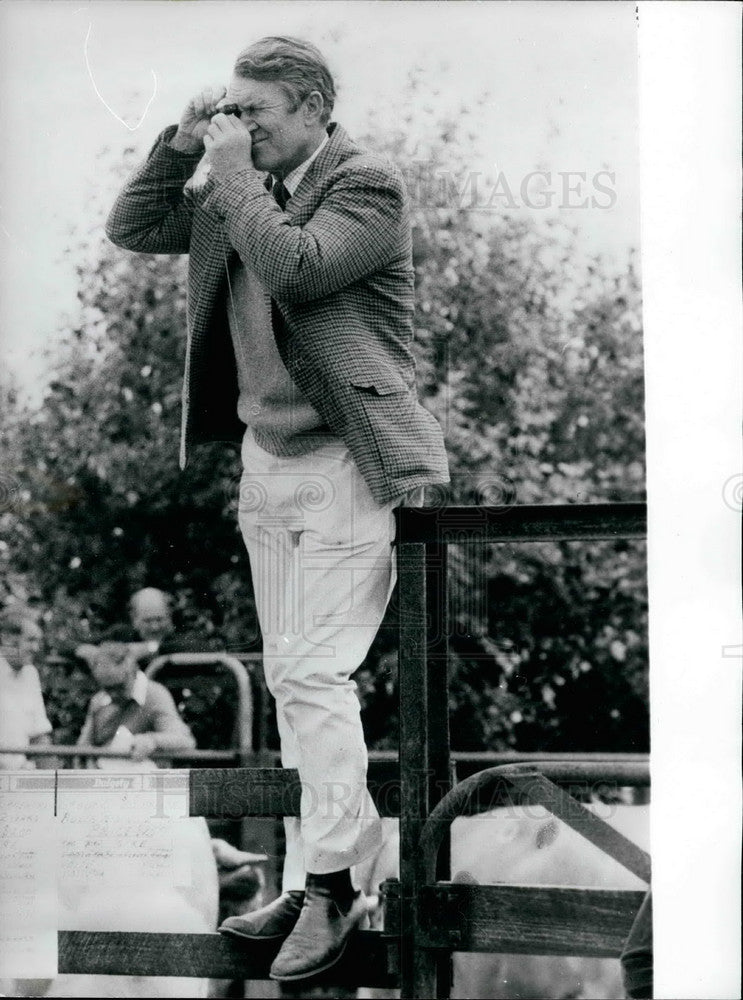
[{"xmin": 349, "ymin": 373, "xmax": 409, "ymax": 396}]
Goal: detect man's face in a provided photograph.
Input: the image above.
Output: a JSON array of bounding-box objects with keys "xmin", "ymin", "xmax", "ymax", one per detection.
[
  {"xmin": 224, "ymin": 76, "xmax": 318, "ymax": 178},
  {"xmin": 91, "ymin": 661, "xmax": 136, "ymax": 707},
  {"xmin": 0, "ymin": 621, "xmax": 42, "ymax": 672},
  {"xmin": 100, "ymin": 679, "xmax": 132, "ymax": 707},
  {"xmin": 131, "ymin": 598, "xmax": 171, "ymax": 642}
]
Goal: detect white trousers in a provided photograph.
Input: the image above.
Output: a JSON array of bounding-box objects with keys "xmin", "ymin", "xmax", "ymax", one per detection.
[{"xmin": 238, "ymin": 430, "xmax": 402, "ymax": 891}]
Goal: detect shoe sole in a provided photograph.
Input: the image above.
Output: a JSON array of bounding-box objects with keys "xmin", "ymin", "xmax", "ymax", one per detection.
[
  {"xmin": 218, "ymin": 898, "xmax": 304, "ymax": 941},
  {"xmin": 219, "ymin": 926, "xmax": 292, "ymax": 941},
  {"xmin": 269, "ymin": 935, "xmax": 351, "ymax": 982}
]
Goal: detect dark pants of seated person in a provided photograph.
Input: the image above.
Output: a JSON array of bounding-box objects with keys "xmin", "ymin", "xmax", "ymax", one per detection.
[{"xmin": 620, "ymin": 888, "xmax": 653, "ymax": 999}]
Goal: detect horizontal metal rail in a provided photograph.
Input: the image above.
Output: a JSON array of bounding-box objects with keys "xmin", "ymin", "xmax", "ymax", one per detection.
[
  {"xmin": 2, "ymin": 745, "xmax": 649, "ymax": 766},
  {"xmin": 446, "ymin": 751, "xmax": 649, "ymax": 765},
  {"xmin": 0, "ymin": 744, "xmax": 240, "ymax": 762}
]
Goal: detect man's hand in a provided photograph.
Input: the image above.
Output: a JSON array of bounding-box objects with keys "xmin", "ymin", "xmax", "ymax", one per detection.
[
  {"xmin": 130, "ymin": 733, "xmax": 157, "ymax": 761},
  {"xmin": 204, "ymin": 112, "xmax": 255, "ymax": 182},
  {"xmin": 172, "ymin": 85, "xmax": 227, "ymax": 153}
]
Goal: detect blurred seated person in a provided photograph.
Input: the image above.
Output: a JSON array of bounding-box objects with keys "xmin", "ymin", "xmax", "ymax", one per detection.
[
  {"xmin": 77, "ymin": 641, "xmax": 196, "ymax": 769},
  {"xmin": 0, "ymin": 605, "xmax": 57, "ymax": 769},
  {"xmin": 77, "ymin": 587, "xmax": 224, "ymax": 670}
]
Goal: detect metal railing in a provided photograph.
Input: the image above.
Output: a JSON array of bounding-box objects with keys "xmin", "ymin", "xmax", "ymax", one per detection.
[{"xmin": 146, "ymin": 651, "xmax": 255, "ymax": 761}]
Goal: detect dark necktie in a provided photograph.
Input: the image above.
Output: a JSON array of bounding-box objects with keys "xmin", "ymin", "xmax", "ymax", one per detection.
[
  {"xmin": 272, "ymin": 179, "xmax": 291, "ymax": 211},
  {"xmin": 268, "ymin": 178, "xmax": 290, "ymax": 339}
]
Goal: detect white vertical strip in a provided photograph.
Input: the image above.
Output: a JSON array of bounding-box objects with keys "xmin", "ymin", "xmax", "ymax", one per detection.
[{"xmin": 639, "ymin": 3, "xmax": 742, "ymax": 997}]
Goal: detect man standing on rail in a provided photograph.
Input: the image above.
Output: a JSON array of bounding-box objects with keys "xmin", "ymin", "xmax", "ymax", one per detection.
[{"xmin": 106, "ymin": 35, "xmax": 449, "ymax": 981}]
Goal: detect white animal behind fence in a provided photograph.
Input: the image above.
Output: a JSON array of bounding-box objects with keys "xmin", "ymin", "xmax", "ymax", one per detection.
[{"xmin": 354, "ymin": 802, "xmax": 649, "ymax": 1000}]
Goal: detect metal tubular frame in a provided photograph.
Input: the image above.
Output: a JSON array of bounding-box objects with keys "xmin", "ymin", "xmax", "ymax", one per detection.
[
  {"xmin": 420, "ymin": 762, "xmax": 652, "ymax": 885},
  {"xmin": 146, "ymin": 652, "xmax": 254, "ymax": 761}
]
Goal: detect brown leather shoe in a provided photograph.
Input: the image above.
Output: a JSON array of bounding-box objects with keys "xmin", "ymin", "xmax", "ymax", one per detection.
[
  {"xmin": 218, "ymin": 890, "xmax": 305, "ymax": 940},
  {"xmin": 269, "ymin": 885, "xmax": 368, "ymax": 981}
]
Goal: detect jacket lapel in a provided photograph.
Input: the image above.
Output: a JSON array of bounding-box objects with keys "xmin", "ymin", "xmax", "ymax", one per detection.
[{"xmin": 285, "ymin": 123, "xmax": 361, "ymax": 222}]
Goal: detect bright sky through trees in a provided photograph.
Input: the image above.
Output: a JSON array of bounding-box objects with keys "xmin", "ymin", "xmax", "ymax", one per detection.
[{"xmin": 0, "ymin": 1, "xmax": 639, "ymax": 398}]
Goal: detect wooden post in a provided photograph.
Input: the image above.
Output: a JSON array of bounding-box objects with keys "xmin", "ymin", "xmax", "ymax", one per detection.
[
  {"xmin": 398, "ymin": 532, "xmax": 453, "ymax": 999},
  {"xmin": 398, "ymin": 540, "xmax": 434, "ymax": 999},
  {"xmin": 426, "ymin": 541, "xmax": 453, "ymax": 999}
]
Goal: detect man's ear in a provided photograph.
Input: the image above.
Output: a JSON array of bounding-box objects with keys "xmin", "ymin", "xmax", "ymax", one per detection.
[{"xmin": 303, "ymin": 91, "xmax": 324, "ymax": 126}]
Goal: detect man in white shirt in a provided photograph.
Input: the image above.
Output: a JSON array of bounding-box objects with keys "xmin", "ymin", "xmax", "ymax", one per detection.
[{"xmin": 0, "ymin": 605, "xmax": 54, "ymax": 769}]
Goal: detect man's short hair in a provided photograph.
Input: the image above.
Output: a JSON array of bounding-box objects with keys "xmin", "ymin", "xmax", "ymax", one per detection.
[
  {"xmin": 233, "ymin": 36, "xmax": 336, "ymax": 125},
  {"xmin": 128, "ymin": 587, "xmax": 172, "ymax": 620}
]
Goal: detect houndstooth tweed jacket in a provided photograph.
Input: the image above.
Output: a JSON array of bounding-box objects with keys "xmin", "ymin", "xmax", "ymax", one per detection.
[{"xmin": 105, "ymin": 122, "xmax": 449, "ymax": 504}]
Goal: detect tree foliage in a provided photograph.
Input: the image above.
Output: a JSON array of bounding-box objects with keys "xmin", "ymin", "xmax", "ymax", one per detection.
[{"xmin": 0, "ymin": 113, "xmax": 647, "ymax": 752}]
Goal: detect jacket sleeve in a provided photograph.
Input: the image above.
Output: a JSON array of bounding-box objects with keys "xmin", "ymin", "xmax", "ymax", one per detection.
[
  {"xmin": 199, "ymin": 158, "xmax": 408, "ymax": 303},
  {"xmin": 105, "ymin": 126, "xmax": 203, "ymax": 255}
]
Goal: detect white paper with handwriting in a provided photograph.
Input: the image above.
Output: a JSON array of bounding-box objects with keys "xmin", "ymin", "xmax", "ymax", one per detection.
[
  {"xmin": 0, "ymin": 770, "xmax": 192, "ymax": 977},
  {"xmin": 0, "ymin": 772, "xmax": 57, "ymax": 978},
  {"xmin": 56, "ymin": 771, "xmax": 192, "ymax": 894}
]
